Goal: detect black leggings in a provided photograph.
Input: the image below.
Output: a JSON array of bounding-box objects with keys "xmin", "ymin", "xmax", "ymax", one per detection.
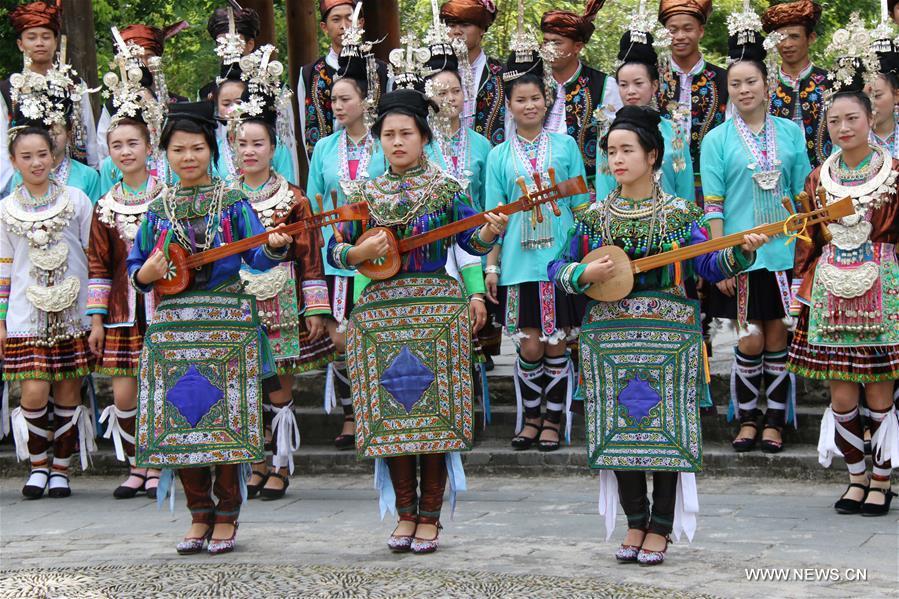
[{"xmin": 615, "ymin": 470, "xmax": 678, "ymax": 536}]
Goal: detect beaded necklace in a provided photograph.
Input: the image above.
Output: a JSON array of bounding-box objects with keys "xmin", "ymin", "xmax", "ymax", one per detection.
[
  {"xmin": 50, "ymin": 157, "xmax": 71, "ymax": 187},
  {"xmin": 161, "ymin": 182, "xmax": 227, "ymax": 254},
  {"xmin": 600, "ymin": 185, "xmax": 668, "ymax": 258},
  {"xmin": 734, "ymin": 113, "xmax": 789, "ymax": 231}
]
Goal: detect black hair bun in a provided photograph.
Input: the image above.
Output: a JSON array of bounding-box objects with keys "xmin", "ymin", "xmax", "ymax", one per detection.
[
  {"xmin": 613, "ymin": 105, "xmax": 661, "ymax": 131},
  {"xmin": 219, "ymin": 61, "xmax": 243, "ymax": 83},
  {"xmin": 337, "ymin": 49, "xmax": 368, "ymax": 83},
  {"xmin": 727, "ymin": 32, "xmax": 767, "ymax": 64},
  {"xmin": 425, "ymin": 43, "xmax": 459, "ymax": 75},
  {"xmin": 377, "ymin": 88, "xmax": 437, "ymax": 120},
  {"xmin": 618, "ymin": 30, "xmax": 659, "ymax": 69},
  {"xmin": 503, "ymin": 51, "xmax": 544, "ymax": 83}
]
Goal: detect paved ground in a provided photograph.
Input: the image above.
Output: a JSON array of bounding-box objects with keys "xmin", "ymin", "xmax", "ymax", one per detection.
[{"xmin": 1, "ymin": 474, "xmax": 896, "ymax": 598}]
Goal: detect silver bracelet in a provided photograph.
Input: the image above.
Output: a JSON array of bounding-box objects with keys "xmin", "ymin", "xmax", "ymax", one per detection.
[
  {"xmin": 485, "ymin": 265, "xmax": 501, "ymax": 275},
  {"xmin": 469, "ymin": 296, "xmax": 486, "ymax": 303}
]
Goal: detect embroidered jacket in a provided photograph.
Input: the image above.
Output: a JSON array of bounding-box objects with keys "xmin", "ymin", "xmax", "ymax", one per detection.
[
  {"xmin": 86, "ymin": 181, "xmax": 165, "ymax": 326},
  {"xmin": 127, "ymin": 181, "xmax": 287, "ymax": 294},
  {"xmin": 547, "ymin": 64, "xmax": 612, "ymax": 184},
  {"xmin": 769, "ymin": 66, "xmax": 831, "ymax": 168},
  {"xmin": 473, "ymin": 57, "xmax": 506, "ymax": 146},
  {"xmin": 328, "ymin": 163, "xmax": 494, "ymax": 278},
  {"xmin": 659, "ymin": 61, "xmax": 729, "ymax": 175},
  {"xmin": 548, "ymin": 194, "xmax": 754, "ymax": 296}
]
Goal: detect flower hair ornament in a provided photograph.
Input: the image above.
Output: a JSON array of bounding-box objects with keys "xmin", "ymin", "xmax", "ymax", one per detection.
[
  {"xmin": 825, "ymin": 12, "xmax": 880, "ymax": 102},
  {"xmin": 502, "ymin": 0, "xmax": 557, "ymax": 98},
  {"xmin": 388, "ymin": 35, "xmax": 430, "ymax": 91},
  {"xmin": 726, "ymin": 0, "xmax": 783, "ymax": 90},
  {"xmin": 9, "ymin": 35, "xmax": 96, "ymax": 155},
  {"xmin": 215, "ymin": 6, "xmax": 245, "ymax": 85},
  {"xmin": 101, "ymin": 27, "xmax": 167, "ymax": 153},
  {"xmin": 226, "ymin": 44, "xmax": 291, "ymax": 171}
]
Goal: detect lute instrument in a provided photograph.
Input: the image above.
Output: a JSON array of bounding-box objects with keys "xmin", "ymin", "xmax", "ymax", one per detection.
[
  {"xmin": 155, "ymin": 201, "xmax": 371, "ymax": 296},
  {"xmin": 581, "ymin": 193, "xmax": 855, "ymax": 302},
  {"xmin": 354, "ymin": 169, "xmax": 588, "ymax": 280}
]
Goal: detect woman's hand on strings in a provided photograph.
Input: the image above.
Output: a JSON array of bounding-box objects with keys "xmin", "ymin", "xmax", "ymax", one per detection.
[
  {"xmin": 266, "ymin": 224, "xmax": 293, "ymax": 250},
  {"xmin": 580, "ymin": 256, "xmax": 616, "ymax": 286},
  {"xmin": 740, "ymin": 233, "xmax": 768, "ymax": 255},
  {"xmin": 136, "ymin": 250, "xmax": 170, "ymax": 285},
  {"xmin": 480, "ymin": 212, "xmax": 509, "ymax": 242},
  {"xmin": 348, "ymin": 230, "xmax": 390, "ymax": 265}
]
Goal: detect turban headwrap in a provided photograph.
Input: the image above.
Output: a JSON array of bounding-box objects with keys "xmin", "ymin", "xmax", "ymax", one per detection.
[
  {"xmin": 439, "ymin": 0, "xmax": 497, "ymax": 31},
  {"xmin": 658, "ymin": 0, "xmax": 713, "ymax": 25},
  {"xmin": 540, "ymin": 0, "xmax": 605, "ymax": 44},
  {"xmin": 9, "ymin": 1, "xmax": 61, "ymax": 36}
]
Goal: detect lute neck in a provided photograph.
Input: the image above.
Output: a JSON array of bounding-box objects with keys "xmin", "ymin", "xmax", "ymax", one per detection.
[
  {"xmin": 395, "ymin": 176, "xmax": 585, "ymax": 254},
  {"xmin": 630, "ymin": 214, "xmax": 831, "ymax": 274},
  {"xmin": 183, "ymin": 204, "xmax": 366, "ymax": 269}
]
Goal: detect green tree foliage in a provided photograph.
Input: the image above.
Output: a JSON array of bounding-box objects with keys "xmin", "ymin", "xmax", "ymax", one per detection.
[{"xmin": 0, "ymin": 0, "xmax": 881, "ymax": 97}]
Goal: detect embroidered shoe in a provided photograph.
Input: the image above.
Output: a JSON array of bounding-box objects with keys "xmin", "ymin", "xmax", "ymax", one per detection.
[
  {"xmin": 388, "ymin": 516, "xmax": 418, "ymax": 552},
  {"xmin": 388, "ymin": 533, "xmax": 414, "ymax": 552},
  {"xmin": 636, "ymin": 548, "xmax": 667, "ymax": 566},
  {"xmin": 176, "ymin": 526, "xmax": 212, "ymax": 555},
  {"xmin": 208, "ymin": 522, "xmax": 239, "ymax": 555},
  {"xmin": 637, "ymin": 535, "xmax": 670, "ymax": 566},
  {"xmin": 410, "ymin": 520, "xmax": 442, "ymax": 555},
  {"xmin": 615, "ymin": 544, "xmax": 641, "ymax": 562}
]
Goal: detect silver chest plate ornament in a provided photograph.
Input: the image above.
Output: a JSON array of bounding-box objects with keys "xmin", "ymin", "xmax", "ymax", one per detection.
[{"xmin": 751, "ymin": 169, "xmax": 782, "ymax": 191}]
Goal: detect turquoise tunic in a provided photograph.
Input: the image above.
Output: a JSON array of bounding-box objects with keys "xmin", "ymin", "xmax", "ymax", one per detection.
[
  {"xmin": 306, "ymin": 130, "xmax": 379, "ymax": 278},
  {"xmin": 214, "ymin": 138, "xmax": 296, "ymax": 187},
  {"xmin": 595, "ymin": 117, "xmax": 694, "ymax": 204},
  {"xmin": 370, "ymin": 128, "xmax": 492, "ymax": 211},
  {"xmin": 699, "ymin": 116, "xmax": 811, "ymax": 273},
  {"xmin": 484, "ymin": 132, "xmax": 588, "ymax": 286},
  {"xmin": 13, "ymin": 158, "xmax": 100, "ymax": 205}
]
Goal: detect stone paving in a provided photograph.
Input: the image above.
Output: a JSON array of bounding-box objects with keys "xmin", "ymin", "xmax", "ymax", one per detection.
[{"xmin": 1, "ymin": 474, "xmax": 896, "ymax": 598}]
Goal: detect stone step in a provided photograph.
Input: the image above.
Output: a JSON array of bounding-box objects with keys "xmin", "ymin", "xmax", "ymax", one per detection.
[
  {"xmin": 1, "ymin": 368, "xmax": 834, "ymax": 412},
  {"xmin": 0, "ymin": 441, "xmax": 849, "ymax": 481},
  {"xmin": 249, "ymin": 405, "xmax": 829, "ymax": 445}
]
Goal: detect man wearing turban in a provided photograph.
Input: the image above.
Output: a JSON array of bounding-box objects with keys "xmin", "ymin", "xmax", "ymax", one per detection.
[
  {"xmin": 539, "ymin": 1, "xmax": 622, "ymax": 190},
  {"xmin": 440, "ymin": 0, "xmax": 506, "ymax": 147},
  {"xmin": 298, "ymin": 0, "xmax": 389, "ymax": 164},
  {"xmin": 763, "ymin": 0, "xmax": 831, "ymax": 167},
  {"xmin": 0, "ymin": 1, "xmax": 99, "ymax": 193},
  {"xmin": 657, "ymin": 0, "xmax": 727, "ymax": 207}
]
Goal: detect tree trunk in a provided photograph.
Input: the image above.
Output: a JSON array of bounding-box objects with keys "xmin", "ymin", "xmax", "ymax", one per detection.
[
  {"xmin": 364, "ymin": 0, "xmax": 400, "ymax": 62},
  {"xmin": 60, "ymin": 0, "xmax": 99, "ymax": 118},
  {"xmin": 286, "ymin": 0, "xmax": 321, "ymax": 185},
  {"xmin": 242, "ymin": 0, "xmax": 276, "ymax": 47}
]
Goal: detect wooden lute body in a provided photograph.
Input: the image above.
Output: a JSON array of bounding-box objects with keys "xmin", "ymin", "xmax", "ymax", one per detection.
[
  {"xmin": 580, "ymin": 194, "xmax": 854, "ymax": 302},
  {"xmin": 155, "ymin": 201, "xmax": 370, "ymax": 296},
  {"xmin": 354, "ymin": 169, "xmax": 587, "ymax": 280}
]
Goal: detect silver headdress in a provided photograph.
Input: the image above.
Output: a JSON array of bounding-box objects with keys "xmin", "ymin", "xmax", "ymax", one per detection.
[
  {"xmin": 101, "ymin": 27, "xmax": 167, "ymax": 153},
  {"xmin": 9, "ymin": 36, "xmax": 95, "ymax": 156},
  {"xmin": 825, "ymin": 13, "xmax": 880, "ymax": 100}
]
